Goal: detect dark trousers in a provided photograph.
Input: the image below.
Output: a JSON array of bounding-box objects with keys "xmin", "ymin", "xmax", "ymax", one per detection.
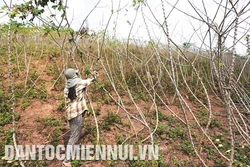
[{"xmin": 64, "ymin": 114, "xmax": 83, "ymax": 162}]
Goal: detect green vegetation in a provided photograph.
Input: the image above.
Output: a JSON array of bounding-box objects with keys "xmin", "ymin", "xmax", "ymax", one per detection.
[
  {"xmin": 0, "ymin": 89, "xmax": 20, "ymax": 126},
  {"xmin": 101, "ymin": 111, "xmax": 123, "ymax": 130},
  {"xmin": 0, "ymin": 103, "xmax": 13, "ymax": 126},
  {"xmin": 38, "ymin": 116, "xmax": 62, "ymax": 126},
  {"xmin": 36, "ymin": 116, "xmax": 65, "ymax": 146},
  {"xmin": 209, "ymin": 118, "xmax": 222, "ymax": 128},
  {"xmin": 179, "ymin": 140, "xmax": 194, "ymax": 155},
  {"xmin": 155, "ymin": 123, "xmax": 168, "ymax": 140},
  {"xmin": 129, "ymin": 160, "xmax": 159, "ymax": 167},
  {"xmin": 114, "ymin": 133, "xmax": 126, "ymax": 144},
  {"xmin": 21, "ymin": 100, "xmax": 30, "ymax": 110},
  {"xmin": 71, "ymin": 160, "xmax": 83, "ymax": 167},
  {"xmin": 0, "ymin": 130, "xmax": 13, "ymax": 156},
  {"xmin": 57, "ymin": 101, "xmax": 65, "ymax": 111}
]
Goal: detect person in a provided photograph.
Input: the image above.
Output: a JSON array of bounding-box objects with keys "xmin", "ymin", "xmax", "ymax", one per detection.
[{"xmin": 62, "ymin": 68, "xmax": 97, "ymax": 167}]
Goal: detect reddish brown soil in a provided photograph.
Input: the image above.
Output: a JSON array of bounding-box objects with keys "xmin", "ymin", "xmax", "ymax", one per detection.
[{"xmin": 1, "ymin": 56, "xmax": 242, "ymax": 167}]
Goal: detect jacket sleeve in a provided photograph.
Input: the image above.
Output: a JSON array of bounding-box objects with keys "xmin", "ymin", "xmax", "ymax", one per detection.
[
  {"xmin": 64, "ymin": 87, "xmax": 68, "ymax": 98},
  {"xmin": 78, "ymin": 78, "xmax": 94, "ymax": 88}
]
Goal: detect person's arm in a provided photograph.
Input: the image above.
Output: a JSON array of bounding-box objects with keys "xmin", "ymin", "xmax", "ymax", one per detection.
[
  {"xmin": 78, "ymin": 78, "xmax": 94, "ymax": 88},
  {"xmin": 78, "ymin": 70, "xmax": 98, "ymax": 88}
]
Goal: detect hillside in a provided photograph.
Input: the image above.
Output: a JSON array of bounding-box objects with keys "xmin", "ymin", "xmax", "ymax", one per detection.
[{"xmin": 0, "ymin": 26, "xmax": 250, "ymax": 167}]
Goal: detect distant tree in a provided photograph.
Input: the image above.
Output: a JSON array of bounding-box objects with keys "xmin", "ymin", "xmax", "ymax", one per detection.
[
  {"xmin": 182, "ymin": 42, "xmax": 192, "ymax": 50},
  {"xmin": 2, "ymin": 0, "xmax": 66, "ymax": 28}
]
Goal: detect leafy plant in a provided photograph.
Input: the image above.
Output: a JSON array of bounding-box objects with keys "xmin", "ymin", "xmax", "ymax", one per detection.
[
  {"xmin": 155, "ymin": 123, "xmax": 168, "ymax": 140},
  {"xmin": 38, "ymin": 85, "xmax": 47, "ymax": 100},
  {"xmin": 71, "ymin": 160, "xmax": 83, "ymax": 167},
  {"xmin": 57, "ymin": 101, "xmax": 65, "ymax": 111},
  {"xmin": 0, "ymin": 103, "xmax": 19, "ymax": 126},
  {"xmin": 38, "ymin": 117, "xmax": 61, "ymax": 126},
  {"xmin": 0, "ymin": 130, "xmax": 13, "ymax": 156},
  {"xmin": 179, "ymin": 140, "xmax": 194, "ymax": 155},
  {"xmin": 167, "ymin": 125, "xmax": 185, "ymax": 139},
  {"xmin": 101, "ymin": 111, "xmax": 122, "ymax": 130},
  {"xmin": 129, "ymin": 160, "xmax": 159, "ymax": 167},
  {"xmin": 209, "ymin": 118, "xmax": 222, "ymax": 128},
  {"xmin": 21, "ymin": 101, "xmax": 30, "ymax": 110},
  {"xmin": 115, "ymin": 133, "xmax": 125, "ymax": 144}
]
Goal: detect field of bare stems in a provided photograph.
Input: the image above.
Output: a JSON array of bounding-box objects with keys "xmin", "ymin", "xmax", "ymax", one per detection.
[
  {"xmin": 0, "ymin": 25, "xmax": 249, "ymax": 166},
  {"xmin": 0, "ymin": 0, "xmax": 250, "ymax": 166}
]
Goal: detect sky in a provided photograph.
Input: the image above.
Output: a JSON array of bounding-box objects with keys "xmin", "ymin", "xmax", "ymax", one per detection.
[{"xmin": 0, "ymin": 0, "xmax": 249, "ymax": 55}]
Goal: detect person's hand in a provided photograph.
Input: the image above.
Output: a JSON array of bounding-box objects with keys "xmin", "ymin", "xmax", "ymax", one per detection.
[{"xmin": 92, "ymin": 70, "xmax": 99, "ymax": 80}]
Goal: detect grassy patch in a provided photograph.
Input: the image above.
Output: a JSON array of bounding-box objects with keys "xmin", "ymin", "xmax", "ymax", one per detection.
[
  {"xmin": 0, "ymin": 103, "xmax": 12, "ymax": 126},
  {"xmin": 179, "ymin": 140, "xmax": 194, "ymax": 155},
  {"xmin": 57, "ymin": 101, "xmax": 65, "ymax": 112},
  {"xmin": 71, "ymin": 160, "xmax": 83, "ymax": 167},
  {"xmin": 114, "ymin": 133, "xmax": 126, "ymax": 144},
  {"xmin": 0, "ymin": 103, "xmax": 20, "ymax": 126},
  {"xmin": 167, "ymin": 125, "xmax": 185, "ymax": 140},
  {"xmin": 21, "ymin": 100, "xmax": 31, "ymax": 110},
  {"xmin": 0, "ymin": 130, "xmax": 13, "ymax": 156},
  {"xmin": 101, "ymin": 111, "xmax": 123, "ymax": 131},
  {"xmin": 209, "ymin": 118, "xmax": 222, "ymax": 128},
  {"xmin": 155, "ymin": 123, "xmax": 168, "ymax": 140},
  {"xmin": 129, "ymin": 160, "xmax": 159, "ymax": 167},
  {"xmin": 38, "ymin": 116, "xmax": 62, "ymax": 126}
]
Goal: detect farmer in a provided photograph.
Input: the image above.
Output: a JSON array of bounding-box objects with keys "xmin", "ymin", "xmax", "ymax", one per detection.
[{"xmin": 63, "ymin": 68, "xmax": 97, "ymax": 167}]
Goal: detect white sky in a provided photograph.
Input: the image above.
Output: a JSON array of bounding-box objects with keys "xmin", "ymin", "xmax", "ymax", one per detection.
[{"xmin": 0, "ymin": 0, "xmax": 249, "ymax": 55}]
